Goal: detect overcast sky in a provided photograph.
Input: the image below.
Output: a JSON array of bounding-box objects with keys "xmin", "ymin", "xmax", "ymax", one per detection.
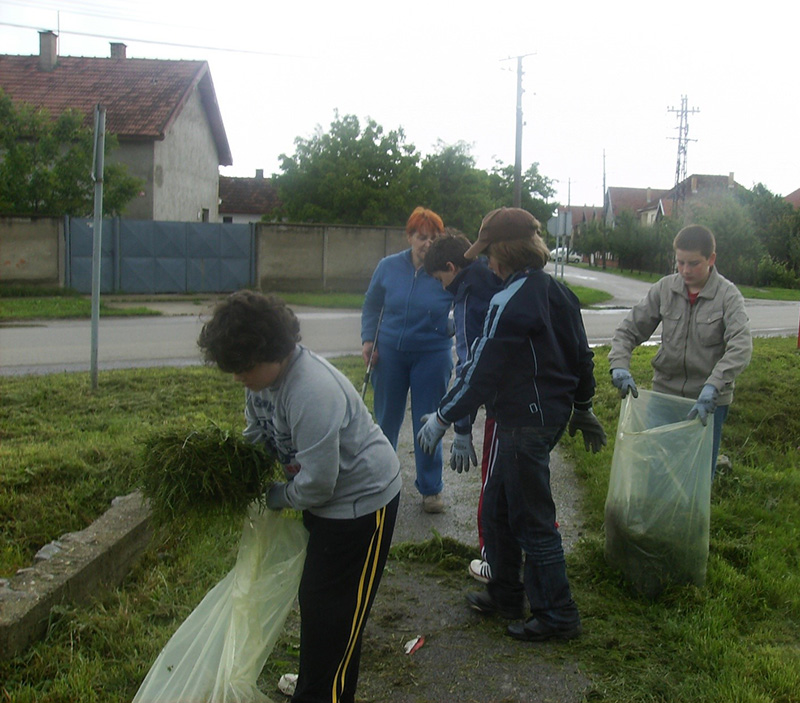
[{"xmin": 2, "ymin": 0, "xmax": 798, "ymax": 212}]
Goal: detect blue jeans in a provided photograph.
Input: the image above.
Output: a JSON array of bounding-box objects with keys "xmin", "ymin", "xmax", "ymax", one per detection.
[
  {"xmin": 372, "ymin": 343, "xmax": 453, "ymax": 496},
  {"xmin": 483, "ymin": 425, "xmax": 580, "ymax": 628},
  {"xmin": 711, "ymin": 404, "xmax": 729, "ymax": 478}
]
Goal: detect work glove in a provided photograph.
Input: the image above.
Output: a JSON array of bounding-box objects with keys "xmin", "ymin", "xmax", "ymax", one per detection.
[
  {"xmin": 610, "ymin": 368, "xmax": 639, "ymax": 399},
  {"xmin": 266, "ymin": 482, "xmax": 290, "ymax": 511},
  {"xmin": 450, "ymin": 432, "xmax": 478, "ymax": 473},
  {"xmin": 417, "ymin": 413, "xmax": 449, "ymax": 454},
  {"xmin": 687, "ymin": 384, "xmax": 718, "ymax": 426},
  {"xmin": 568, "ymin": 409, "xmax": 607, "ymax": 453}
]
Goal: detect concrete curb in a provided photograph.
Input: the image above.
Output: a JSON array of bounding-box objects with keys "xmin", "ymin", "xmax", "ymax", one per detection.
[{"xmin": 0, "ymin": 492, "xmax": 152, "ymax": 660}]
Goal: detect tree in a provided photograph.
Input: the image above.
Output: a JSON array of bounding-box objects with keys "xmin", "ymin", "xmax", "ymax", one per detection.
[
  {"xmin": 687, "ymin": 193, "xmax": 764, "ymax": 285},
  {"xmin": 272, "ymin": 111, "xmax": 423, "ymax": 226},
  {"xmin": 418, "ymin": 141, "xmax": 494, "ymax": 234},
  {"xmin": 581, "ymin": 218, "xmax": 612, "ymax": 269},
  {"xmin": 608, "ymin": 211, "xmax": 648, "ymax": 271},
  {"xmin": 737, "ymin": 183, "xmax": 799, "ymax": 276},
  {"xmin": 488, "ymin": 161, "xmax": 557, "ymax": 226},
  {"xmin": 0, "ymin": 90, "xmax": 142, "ymax": 217}
]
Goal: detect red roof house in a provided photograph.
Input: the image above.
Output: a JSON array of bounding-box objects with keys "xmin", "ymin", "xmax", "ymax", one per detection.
[{"xmin": 0, "ymin": 31, "xmax": 232, "ymax": 221}]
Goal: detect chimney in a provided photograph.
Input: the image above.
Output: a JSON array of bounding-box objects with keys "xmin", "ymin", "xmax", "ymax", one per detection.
[
  {"xmin": 646, "ymin": 187, "xmax": 652, "ymax": 203},
  {"xmin": 255, "ymin": 169, "xmax": 264, "ymax": 179},
  {"xmin": 691, "ymin": 176, "xmax": 698, "ymax": 194},
  {"xmin": 38, "ymin": 30, "xmax": 58, "ymax": 71},
  {"xmin": 110, "ymin": 42, "xmax": 127, "ymax": 59},
  {"xmin": 728, "ymin": 172, "xmax": 735, "ymax": 189}
]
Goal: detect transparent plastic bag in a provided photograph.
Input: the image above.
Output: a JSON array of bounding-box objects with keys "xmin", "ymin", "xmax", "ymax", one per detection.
[
  {"xmin": 604, "ymin": 389, "xmax": 712, "ymax": 598},
  {"xmin": 133, "ymin": 507, "xmax": 308, "ymax": 703}
]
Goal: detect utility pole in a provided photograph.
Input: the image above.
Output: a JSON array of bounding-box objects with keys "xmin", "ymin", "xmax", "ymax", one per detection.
[
  {"xmin": 667, "ymin": 95, "xmax": 700, "ymax": 217},
  {"xmin": 503, "ymin": 53, "xmax": 535, "ymax": 208},
  {"xmin": 90, "ymin": 104, "xmax": 106, "ymax": 390}
]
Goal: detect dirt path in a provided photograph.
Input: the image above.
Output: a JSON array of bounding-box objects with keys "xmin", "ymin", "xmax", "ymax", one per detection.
[{"xmin": 270, "ymin": 405, "xmax": 592, "ymax": 702}]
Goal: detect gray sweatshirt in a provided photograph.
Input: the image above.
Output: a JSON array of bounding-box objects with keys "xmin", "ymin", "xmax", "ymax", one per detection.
[{"xmin": 243, "ymin": 346, "xmax": 401, "ymax": 519}]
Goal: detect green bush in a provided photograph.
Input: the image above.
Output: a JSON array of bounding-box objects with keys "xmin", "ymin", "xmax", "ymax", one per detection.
[{"xmin": 757, "ymin": 255, "xmax": 799, "ymax": 289}]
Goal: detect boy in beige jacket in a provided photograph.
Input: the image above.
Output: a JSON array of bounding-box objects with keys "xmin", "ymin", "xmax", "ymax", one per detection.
[{"xmin": 608, "ymin": 224, "xmax": 752, "ymax": 477}]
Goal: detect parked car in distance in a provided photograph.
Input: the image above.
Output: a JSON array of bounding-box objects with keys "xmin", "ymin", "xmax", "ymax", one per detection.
[{"xmin": 550, "ymin": 247, "xmax": 582, "ymax": 264}]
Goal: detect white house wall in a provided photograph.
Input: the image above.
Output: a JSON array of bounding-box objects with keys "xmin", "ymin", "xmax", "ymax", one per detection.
[
  {"xmin": 112, "ymin": 140, "xmax": 155, "ymax": 220},
  {"xmin": 153, "ymin": 87, "xmax": 221, "ymax": 222}
]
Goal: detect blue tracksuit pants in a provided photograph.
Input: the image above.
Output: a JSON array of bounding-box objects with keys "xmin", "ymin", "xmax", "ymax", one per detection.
[{"xmin": 372, "ymin": 342, "xmax": 452, "ymax": 496}]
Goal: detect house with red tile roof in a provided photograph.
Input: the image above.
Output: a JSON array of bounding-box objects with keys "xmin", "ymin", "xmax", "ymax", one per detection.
[
  {"xmin": 219, "ymin": 170, "xmax": 281, "ymax": 223},
  {"xmin": 605, "ymin": 173, "xmax": 743, "ymax": 227},
  {"xmin": 0, "ymin": 31, "xmax": 232, "ymax": 222},
  {"xmin": 784, "ymin": 188, "xmax": 800, "ymax": 209}
]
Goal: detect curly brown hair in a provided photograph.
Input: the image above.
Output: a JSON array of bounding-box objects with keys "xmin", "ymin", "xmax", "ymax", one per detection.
[{"xmin": 198, "ymin": 290, "xmax": 300, "ymax": 373}]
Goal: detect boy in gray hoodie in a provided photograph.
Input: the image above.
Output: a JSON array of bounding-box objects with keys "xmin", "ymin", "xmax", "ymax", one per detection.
[{"xmin": 198, "ymin": 291, "xmax": 401, "ymax": 703}]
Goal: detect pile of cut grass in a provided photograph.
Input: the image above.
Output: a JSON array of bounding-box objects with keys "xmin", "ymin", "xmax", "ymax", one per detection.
[{"xmin": 133, "ymin": 422, "xmax": 284, "ymax": 525}]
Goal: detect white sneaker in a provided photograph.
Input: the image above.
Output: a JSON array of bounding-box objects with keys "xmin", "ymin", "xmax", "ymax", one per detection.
[{"xmin": 469, "ymin": 559, "xmax": 492, "ymax": 584}]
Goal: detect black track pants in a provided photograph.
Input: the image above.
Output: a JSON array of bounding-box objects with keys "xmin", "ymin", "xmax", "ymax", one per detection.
[{"xmin": 292, "ymin": 492, "xmax": 399, "ymax": 703}]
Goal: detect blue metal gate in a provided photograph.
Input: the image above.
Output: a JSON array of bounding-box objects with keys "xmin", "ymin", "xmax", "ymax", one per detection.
[{"xmin": 66, "ymin": 218, "xmax": 255, "ymax": 294}]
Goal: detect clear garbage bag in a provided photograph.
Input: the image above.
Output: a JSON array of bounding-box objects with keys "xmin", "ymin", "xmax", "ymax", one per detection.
[
  {"xmin": 133, "ymin": 507, "xmax": 308, "ymax": 703},
  {"xmin": 604, "ymin": 389, "xmax": 712, "ymax": 598}
]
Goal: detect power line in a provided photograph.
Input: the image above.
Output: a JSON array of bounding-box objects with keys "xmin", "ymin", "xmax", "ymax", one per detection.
[{"xmin": 0, "ymin": 21, "xmax": 306, "ymax": 58}]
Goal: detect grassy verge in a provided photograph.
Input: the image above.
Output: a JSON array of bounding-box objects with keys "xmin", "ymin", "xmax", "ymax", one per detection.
[
  {"xmin": 1, "ymin": 341, "xmax": 799, "ymax": 701},
  {"xmin": 579, "ymin": 264, "xmax": 800, "ymax": 301},
  {"xmin": 560, "ymin": 337, "xmax": 800, "ymax": 701},
  {"xmin": 0, "ymin": 286, "xmax": 611, "ymax": 322}
]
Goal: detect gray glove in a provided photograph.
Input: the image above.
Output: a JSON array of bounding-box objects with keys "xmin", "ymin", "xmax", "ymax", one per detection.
[
  {"xmin": 568, "ymin": 409, "xmax": 607, "ymax": 453},
  {"xmin": 450, "ymin": 432, "xmax": 478, "ymax": 473},
  {"xmin": 417, "ymin": 413, "xmax": 449, "ymax": 454},
  {"xmin": 611, "ymin": 368, "xmax": 638, "ymax": 399},
  {"xmin": 687, "ymin": 384, "xmax": 718, "ymax": 426},
  {"xmin": 266, "ymin": 483, "xmax": 290, "ymax": 511}
]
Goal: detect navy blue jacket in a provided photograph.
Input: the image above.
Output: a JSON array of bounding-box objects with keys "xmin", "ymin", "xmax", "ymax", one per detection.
[
  {"xmin": 438, "ymin": 267, "xmax": 595, "ymax": 429},
  {"xmin": 361, "ymin": 249, "xmax": 453, "ymax": 352},
  {"xmin": 447, "ymin": 259, "xmax": 503, "ymax": 434}
]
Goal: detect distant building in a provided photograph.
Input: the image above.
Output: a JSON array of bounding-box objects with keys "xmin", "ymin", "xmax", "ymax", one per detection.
[
  {"xmin": 605, "ymin": 173, "xmax": 743, "ymax": 228},
  {"xmin": 0, "ymin": 30, "xmax": 232, "ymax": 222},
  {"xmin": 784, "ymin": 188, "xmax": 800, "ymax": 209},
  {"xmin": 219, "ymin": 170, "xmax": 281, "ymax": 223}
]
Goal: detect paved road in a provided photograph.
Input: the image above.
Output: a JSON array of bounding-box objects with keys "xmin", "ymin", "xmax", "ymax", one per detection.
[{"xmin": 1, "ymin": 264, "xmax": 798, "ymax": 375}]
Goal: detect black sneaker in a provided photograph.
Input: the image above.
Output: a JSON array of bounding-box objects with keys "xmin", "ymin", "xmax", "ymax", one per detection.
[
  {"xmin": 506, "ymin": 617, "xmax": 582, "ymax": 642},
  {"xmin": 466, "ymin": 591, "xmax": 524, "ymax": 620}
]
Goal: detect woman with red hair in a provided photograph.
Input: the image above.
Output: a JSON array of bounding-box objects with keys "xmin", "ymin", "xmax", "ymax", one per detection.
[{"xmin": 361, "ymin": 207, "xmax": 454, "ymax": 513}]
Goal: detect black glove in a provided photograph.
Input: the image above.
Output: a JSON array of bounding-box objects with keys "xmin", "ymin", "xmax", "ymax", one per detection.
[{"xmin": 568, "ymin": 409, "xmax": 607, "ymax": 453}]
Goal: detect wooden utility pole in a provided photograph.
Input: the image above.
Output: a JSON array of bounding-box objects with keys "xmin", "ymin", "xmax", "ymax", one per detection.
[{"xmin": 503, "ymin": 53, "xmax": 534, "ymax": 208}]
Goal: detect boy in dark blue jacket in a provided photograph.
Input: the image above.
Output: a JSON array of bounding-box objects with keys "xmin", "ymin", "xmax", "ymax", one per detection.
[
  {"xmin": 418, "ymin": 208, "xmax": 606, "ymax": 643},
  {"xmin": 424, "ymin": 231, "xmax": 502, "ymax": 584}
]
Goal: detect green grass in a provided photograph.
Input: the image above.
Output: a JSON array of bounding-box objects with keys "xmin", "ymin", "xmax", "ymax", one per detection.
[
  {"xmin": 559, "ymin": 337, "xmax": 800, "ymax": 702},
  {"xmin": 1, "ymin": 340, "xmax": 799, "ymax": 702},
  {"xmin": 0, "ymin": 286, "xmax": 611, "ymax": 322},
  {"xmin": 0, "ymin": 296, "xmax": 160, "ymax": 320},
  {"xmin": 580, "ymin": 263, "xmax": 800, "ymax": 301},
  {"xmin": 736, "ymin": 285, "xmax": 800, "ymax": 301}
]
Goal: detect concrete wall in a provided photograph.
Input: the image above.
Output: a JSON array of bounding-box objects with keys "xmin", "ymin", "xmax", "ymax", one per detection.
[
  {"xmin": 0, "ymin": 218, "xmax": 410, "ymax": 292},
  {"xmin": 0, "ymin": 217, "xmax": 63, "ymax": 286},
  {"xmin": 154, "ymin": 88, "xmax": 221, "ymax": 223},
  {"xmin": 257, "ymin": 223, "xmax": 408, "ymax": 292}
]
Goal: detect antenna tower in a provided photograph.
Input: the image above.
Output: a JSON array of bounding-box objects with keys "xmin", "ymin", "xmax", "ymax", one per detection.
[{"xmin": 667, "ymin": 95, "xmax": 700, "ymax": 216}]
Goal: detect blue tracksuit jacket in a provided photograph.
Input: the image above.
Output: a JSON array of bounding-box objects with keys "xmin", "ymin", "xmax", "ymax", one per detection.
[{"xmin": 361, "ymin": 249, "xmax": 453, "ymax": 352}]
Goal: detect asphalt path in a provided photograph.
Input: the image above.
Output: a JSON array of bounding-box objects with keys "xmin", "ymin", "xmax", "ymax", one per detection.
[{"xmin": 1, "ymin": 264, "xmax": 798, "ymax": 376}]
